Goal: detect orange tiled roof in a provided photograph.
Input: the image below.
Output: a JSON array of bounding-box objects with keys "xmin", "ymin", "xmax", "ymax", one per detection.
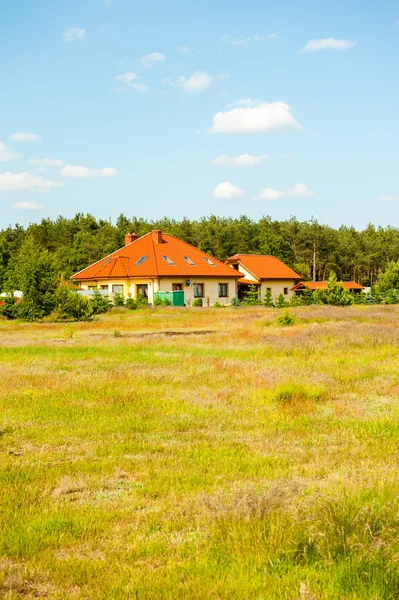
[
  {"xmin": 72, "ymin": 230, "xmax": 240, "ymax": 280},
  {"xmin": 226, "ymin": 254, "xmax": 300, "ymax": 281},
  {"xmin": 291, "ymin": 281, "xmax": 363, "ymax": 291},
  {"xmin": 237, "ymin": 278, "xmax": 261, "ymax": 285}
]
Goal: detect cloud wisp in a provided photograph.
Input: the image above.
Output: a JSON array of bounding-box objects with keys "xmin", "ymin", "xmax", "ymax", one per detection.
[
  {"xmin": 0, "ymin": 142, "xmax": 21, "ymax": 162},
  {"xmin": 11, "ymin": 132, "xmax": 41, "ymax": 141},
  {"xmin": 224, "ymin": 33, "xmax": 277, "ymax": 47},
  {"xmin": 255, "ymin": 183, "xmax": 314, "ymax": 200},
  {"xmin": 62, "ymin": 27, "xmax": 86, "ymax": 42},
  {"xmin": 60, "ymin": 165, "xmax": 118, "ymax": 178},
  {"xmin": 0, "ymin": 172, "xmax": 63, "ymax": 192},
  {"xmin": 115, "ymin": 72, "xmax": 148, "ymax": 92},
  {"xmin": 301, "ymin": 38, "xmax": 356, "ymax": 53},
  {"xmin": 211, "ymin": 101, "xmax": 301, "ymax": 133},
  {"xmin": 141, "ymin": 52, "xmax": 166, "ymax": 68},
  {"xmin": 163, "ymin": 72, "xmax": 213, "ymax": 92},
  {"xmin": 213, "ymin": 181, "xmax": 246, "ymax": 199},
  {"xmin": 212, "ymin": 154, "xmax": 268, "ymax": 166},
  {"xmin": 12, "ymin": 201, "xmax": 45, "ymax": 210},
  {"xmin": 28, "ymin": 158, "xmax": 64, "ymax": 168}
]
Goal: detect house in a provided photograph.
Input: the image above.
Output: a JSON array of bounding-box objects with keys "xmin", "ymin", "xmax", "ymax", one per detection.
[
  {"xmin": 225, "ymin": 254, "xmax": 300, "ymax": 302},
  {"xmin": 71, "ymin": 230, "xmax": 240, "ymax": 306},
  {"xmin": 291, "ymin": 281, "xmax": 364, "ymax": 295}
]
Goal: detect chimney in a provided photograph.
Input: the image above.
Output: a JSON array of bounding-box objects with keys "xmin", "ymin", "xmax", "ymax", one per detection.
[
  {"xmin": 124, "ymin": 232, "xmax": 139, "ymax": 245},
  {"xmin": 152, "ymin": 229, "xmax": 163, "ymax": 244}
]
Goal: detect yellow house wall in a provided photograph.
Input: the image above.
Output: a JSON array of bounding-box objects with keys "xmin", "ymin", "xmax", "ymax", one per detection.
[
  {"xmin": 260, "ymin": 280, "xmax": 297, "ymax": 302},
  {"xmin": 77, "ymin": 277, "xmax": 237, "ymax": 306}
]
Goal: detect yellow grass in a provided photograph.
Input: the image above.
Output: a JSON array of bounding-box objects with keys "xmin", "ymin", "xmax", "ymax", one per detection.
[{"xmin": 1, "ymin": 305, "xmax": 399, "ymax": 599}]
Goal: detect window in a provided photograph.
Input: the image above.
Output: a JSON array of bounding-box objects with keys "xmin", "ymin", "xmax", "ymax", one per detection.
[
  {"xmin": 112, "ymin": 285, "xmax": 123, "ymax": 294},
  {"xmin": 136, "ymin": 284, "xmax": 148, "ymax": 298},
  {"xmin": 266, "ymin": 287, "xmax": 271, "ymax": 293},
  {"xmin": 172, "ymin": 284, "xmax": 183, "ymax": 291},
  {"xmin": 204, "ymin": 257, "xmax": 215, "ymax": 266},
  {"xmin": 162, "ymin": 256, "xmax": 175, "ymax": 266},
  {"xmin": 232, "ymin": 264, "xmax": 239, "ymax": 270},
  {"xmin": 218, "ymin": 283, "xmax": 228, "ymax": 297},
  {"xmin": 100, "ymin": 285, "xmax": 109, "ymax": 290},
  {"xmin": 283, "ymin": 287, "xmax": 289, "ymax": 295},
  {"xmin": 183, "ymin": 256, "xmax": 195, "ymax": 266},
  {"xmin": 193, "ymin": 283, "xmax": 204, "ymax": 298},
  {"xmin": 88, "ymin": 286, "xmax": 97, "ymax": 290},
  {"xmin": 135, "ymin": 255, "xmax": 147, "ymax": 266}
]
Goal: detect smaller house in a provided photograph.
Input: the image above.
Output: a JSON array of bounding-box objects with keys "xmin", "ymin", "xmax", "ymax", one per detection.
[
  {"xmin": 291, "ymin": 281, "xmax": 364, "ymax": 295},
  {"xmin": 225, "ymin": 254, "xmax": 300, "ymax": 302}
]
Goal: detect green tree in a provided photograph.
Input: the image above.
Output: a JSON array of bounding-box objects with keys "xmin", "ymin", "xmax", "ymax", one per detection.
[
  {"xmin": 376, "ymin": 261, "xmax": 399, "ymax": 294},
  {"xmin": 263, "ymin": 289, "xmax": 274, "ymax": 307},
  {"xmin": 6, "ymin": 237, "xmax": 59, "ymax": 320}
]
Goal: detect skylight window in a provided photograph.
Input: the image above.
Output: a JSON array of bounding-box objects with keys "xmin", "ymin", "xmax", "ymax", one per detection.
[
  {"xmin": 103, "ymin": 258, "xmax": 113, "ymax": 267},
  {"xmin": 183, "ymin": 256, "xmax": 195, "ymax": 266},
  {"xmin": 162, "ymin": 256, "xmax": 175, "ymax": 266},
  {"xmin": 135, "ymin": 255, "xmax": 147, "ymax": 266},
  {"xmin": 204, "ymin": 257, "xmax": 215, "ymax": 266}
]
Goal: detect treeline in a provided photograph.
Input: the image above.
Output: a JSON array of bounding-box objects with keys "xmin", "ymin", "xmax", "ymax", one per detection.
[{"xmin": 2, "ymin": 213, "xmax": 399, "ymax": 290}]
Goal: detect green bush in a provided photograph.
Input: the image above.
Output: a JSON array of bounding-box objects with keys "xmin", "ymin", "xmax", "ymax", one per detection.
[
  {"xmin": 153, "ymin": 295, "xmax": 163, "ymax": 307},
  {"xmin": 275, "ymin": 293, "xmax": 288, "ymax": 309},
  {"xmin": 91, "ymin": 290, "xmax": 110, "ymax": 314},
  {"xmin": 230, "ymin": 296, "xmax": 241, "ymax": 308},
  {"xmin": 68, "ymin": 294, "xmax": 94, "ymax": 321},
  {"xmin": 0, "ymin": 295, "xmax": 19, "ymax": 319},
  {"xmin": 272, "ymin": 382, "xmax": 327, "ymax": 404},
  {"xmin": 113, "ymin": 292, "xmax": 125, "ymax": 307},
  {"xmin": 276, "ymin": 310, "xmax": 295, "ymax": 327},
  {"xmin": 125, "ymin": 295, "xmax": 138, "ymax": 310},
  {"xmin": 263, "ymin": 289, "xmax": 274, "ymax": 307},
  {"xmin": 192, "ymin": 298, "xmax": 203, "ymax": 307},
  {"xmin": 136, "ymin": 293, "xmax": 148, "ymax": 307},
  {"xmin": 243, "ymin": 285, "xmax": 261, "ymax": 306},
  {"xmin": 213, "ymin": 301, "xmax": 224, "ymax": 308}
]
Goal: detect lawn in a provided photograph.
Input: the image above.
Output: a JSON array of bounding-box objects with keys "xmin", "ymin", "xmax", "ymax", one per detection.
[{"xmin": 1, "ymin": 305, "xmax": 399, "ymax": 599}]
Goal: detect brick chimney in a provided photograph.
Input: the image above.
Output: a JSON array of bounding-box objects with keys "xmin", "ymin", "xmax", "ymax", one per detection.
[
  {"xmin": 152, "ymin": 229, "xmax": 163, "ymax": 244},
  {"xmin": 124, "ymin": 232, "xmax": 139, "ymax": 245}
]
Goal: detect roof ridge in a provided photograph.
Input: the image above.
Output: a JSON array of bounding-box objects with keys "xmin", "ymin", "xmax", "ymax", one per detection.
[
  {"xmin": 71, "ymin": 233, "xmax": 149, "ymax": 278},
  {"xmin": 163, "ymin": 232, "xmax": 227, "ymax": 267}
]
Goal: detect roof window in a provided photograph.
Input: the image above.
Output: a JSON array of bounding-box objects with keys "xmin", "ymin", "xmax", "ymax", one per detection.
[
  {"xmin": 183, "ymin": 256, "xmax": 195, "ymax": 266},
  {"xmin": 103, "ymin": 257, "xmax": 113, "ymax": 267},
  {"xmin": 162, "ymin": 256, "xmax": 175, "ymax": 266},
  {"xmin": 204, "ymin": 257, "xmax": 215, "ymax": 266},
  {"xmin": 135, "ymin": 255, "xmax": 147, "ymax": 266}
]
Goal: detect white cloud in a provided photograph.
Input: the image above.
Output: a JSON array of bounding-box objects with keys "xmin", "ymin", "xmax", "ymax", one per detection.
[
  {"xmin": 11, "ymin": 132, "xmax": 41, "ymax": 141},
  {"xmin": 0, "ymin": 172, "xmax": 63, "ymax": 192},
  {"xmin": 228, "ymin": 33, "xmax": 277, "ymax": 47},
  {"xmin": 301, "ymin": 38, "xmax": 356, "ymax": 53},
  {"xmin": 0, "ymin": 142, "xmax": 21, "ymax": 162},
  {"xmin": 163, "ymin": 72, "xmax": 213, "ymax": 92},
  {"xmin": 62, "ymin": 27, "xmax": 86, "ymax": 42},
  {"xmin": 141, "ymin": 52, "xmax": 166, "ymax": 68},
  {"xmin": 115, "ymin": 72, "xmax": 148, "ymax": 92},
  {"xmin": 28, "ymin": 158, "xmax": 64, "ymax": 168},
  {"xmin": 212, "ymin": 153, "xmax": 268, "ymax": 166},
  {"xmin": 211, "ymin": 101, "xmax": 301, "ymax": 133},
  {"xmin": 60, "ymin": 165, "xmax": 118, "ymax": 178},
  {"xmin": 177, "ymin": 45, "xmax": 191, "ymax": 54},
  {"xmin": 12, "ymin": 201, "xmax": 45, "ymax": 210},
  {"xmin": 255, "ymin": 183, "xmax": 314, "ymax": 200},
  {"xmin": 377, "ymin": 195, "xmax": 398, "ymax": 202},
  {"xmin": 213, "ymin": 181, "xmax": 246, "ymax": 199},
  {"xmin": 255, "ymin": 187, "xmax": 285, "ymax": 200}
]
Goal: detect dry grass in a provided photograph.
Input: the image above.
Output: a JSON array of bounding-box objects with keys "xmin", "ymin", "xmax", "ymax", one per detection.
[{"xmin": 1, "ymin": 305, "xmax": 399, "ymax": 598}]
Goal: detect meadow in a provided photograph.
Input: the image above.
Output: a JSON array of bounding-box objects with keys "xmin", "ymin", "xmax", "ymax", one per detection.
[{"xmin": 1, "ymin": 305, "xmax": 399, "ymax": 599}]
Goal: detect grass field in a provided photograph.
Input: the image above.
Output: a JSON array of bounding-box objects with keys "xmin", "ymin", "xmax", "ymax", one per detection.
[{"xmin": 1, "ymin": 305, "xmax": 399, "ymax": 599}]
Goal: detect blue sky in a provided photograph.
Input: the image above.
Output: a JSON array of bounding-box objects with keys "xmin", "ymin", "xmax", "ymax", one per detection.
[{"xmin": 1, "ymin": 0, "xmax": 398, "ymax": 229}]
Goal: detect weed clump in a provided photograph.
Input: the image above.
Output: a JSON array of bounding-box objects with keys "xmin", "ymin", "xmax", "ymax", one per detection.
[
  {"xmin": 272, "ymin": 382, "xmax": 327, "ymax": 404},
  {"xmin": 276, "ymin": 310, "xmax": 295, "ymax": 326}
]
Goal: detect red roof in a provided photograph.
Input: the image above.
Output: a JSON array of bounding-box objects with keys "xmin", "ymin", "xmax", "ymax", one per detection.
[
  {"xmin": 291, "ymin": 281, "xmax": 363, "ymax": 291},
  {"xmin": 72, "ymin": 230, "xmax": 240, "ymax": 280},
  {"xmin": 226, "ymin": 254, "xmax": 300, "ymax": 280}
]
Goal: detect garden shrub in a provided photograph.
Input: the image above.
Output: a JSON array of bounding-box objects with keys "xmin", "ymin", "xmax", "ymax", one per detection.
[
  {"xmin": 192, "ymin": 298, "xmax": 203, "ymax": 307},
  {"xmin": 276, "ymin": 310, "xmax": 295, "ymax": 327}
]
